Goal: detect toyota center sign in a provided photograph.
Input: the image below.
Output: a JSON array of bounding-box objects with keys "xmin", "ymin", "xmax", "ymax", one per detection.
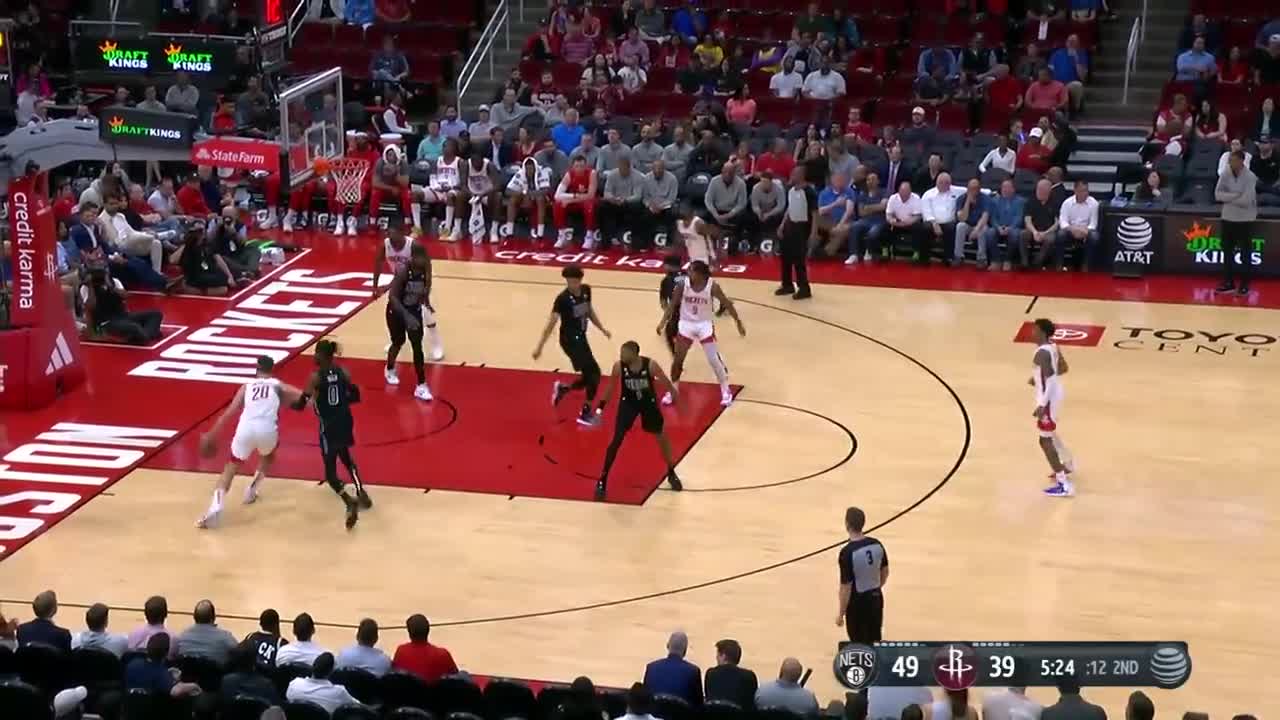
[{"xmin": 191, "ymin": 137, "xmax": 281, "ymax": 174}]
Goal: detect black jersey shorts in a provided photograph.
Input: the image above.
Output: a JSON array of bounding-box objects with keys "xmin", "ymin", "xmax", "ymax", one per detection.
[
  {"xmin": 318, "ymin": 414, "xmax": 355, "ymax": 453},
  {"xmin": 386, "ymin": 305, "xmax": 424, "ymax": 345},
  {"xmin": 616, "ymin": 399, "xmax": 664, "ymax": 434},
  {"xmin": 559, "ymin": 335, "xmax": 600, "ymax": 377}
]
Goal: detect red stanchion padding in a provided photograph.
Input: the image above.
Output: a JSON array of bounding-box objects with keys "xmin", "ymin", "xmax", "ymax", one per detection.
[{"xmin": 5, "ymin": 172, "xmax": 86, "ymax": 409}]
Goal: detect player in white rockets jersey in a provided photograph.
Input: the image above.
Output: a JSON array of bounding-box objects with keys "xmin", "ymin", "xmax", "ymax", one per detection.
[
  {"xmin": 677, "ymin": 203, "xmax": 718, "ymax": 268},
  {"xmin": 1029, "ymin": 318, "xmax": 1076, "ymax": 497},
  {"xmin": 464, "ymin": 154, "xmax": 502, "ymax": 244},
  {"xmin": 372, "ymin": 226, "xmax": 444, "ymax": 360},
  {"xmin": 655, "ymin": 259, "xmax": 745, "ymax": 406},
  {"xmin": 196, "ymin": 356, "xmax": 302, "ymax": 528},
  {"xmin": 422, "ymin": 139, "xmax": 466, "ymax": 241}
]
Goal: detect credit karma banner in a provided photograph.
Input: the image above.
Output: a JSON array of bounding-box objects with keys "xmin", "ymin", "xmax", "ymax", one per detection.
[
  {"xmin": 74, "ymin": 36, "xmax": 240, "ymax": 80},
  {"xmin": 98, "ymin": 106, "xmax": 198, "ymax": 149}
]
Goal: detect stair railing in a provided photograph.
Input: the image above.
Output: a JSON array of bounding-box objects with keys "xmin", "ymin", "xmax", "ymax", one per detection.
[
  {"xmin": 457, "ymin": 0, "xmax": 512, "ymax": 114},
  {"xmin": 287, "ymin": 0, "xmax": 310, "ymax": 46},
  {"xmin": 1120, "ymin": 16, "xmax": 1140, "ymax": 105}
]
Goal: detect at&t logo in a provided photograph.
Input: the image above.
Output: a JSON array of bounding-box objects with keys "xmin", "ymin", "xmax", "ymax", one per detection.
[
  {"xmin": 1114, "ymin": 216, "xmax": 1154, "ymax": 265},
  {"xmin": 932, "ymin": 643, "xmax": 978, "ymax": 690}
]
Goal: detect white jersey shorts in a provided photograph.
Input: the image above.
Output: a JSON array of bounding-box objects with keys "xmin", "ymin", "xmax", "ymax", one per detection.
[
  {"xmin": 231, "ymin": 425, "xmax": 279, "ymax": 462},
  {"xmin": 677, "ymin": 318, "xmax": 716, "ymax": 344}
]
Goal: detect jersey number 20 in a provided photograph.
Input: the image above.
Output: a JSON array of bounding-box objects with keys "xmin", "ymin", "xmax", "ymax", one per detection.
[{"xmin": 250, "ymin": 384, "xmax": 270, "ymax": 401}]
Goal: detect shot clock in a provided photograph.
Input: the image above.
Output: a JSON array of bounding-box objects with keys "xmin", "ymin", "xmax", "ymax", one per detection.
[{"xmin": 833, "ymin": 642, "xmax": 1191, "ymax": 691}]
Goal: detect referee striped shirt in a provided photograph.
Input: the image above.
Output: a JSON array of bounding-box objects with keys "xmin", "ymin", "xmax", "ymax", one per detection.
[{"xmin": 839, "ymin": 536, "xmax": 888, "ymax": 594}]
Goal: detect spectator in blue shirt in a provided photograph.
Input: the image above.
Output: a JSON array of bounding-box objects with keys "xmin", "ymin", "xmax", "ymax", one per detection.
[
  {"xmin": 818, "ymin": 172, "xmax": 857, "ymax": 256},
  {"xmin": 954, "ymin": 179, "xmax": 992, "ymax": 267},
  {"xmin": 916, "ymin": 45, "xmax": 958, "ymax": 79},
  {"xmin": 125, "ymin": 633, "xmax": 203, "ymax": 698},
  {"xmin": 983, "ymin": 178, "xmax": 1027, "ymax": 271},
  {"xmin": 671, "ymin": 2, "xmax": 708, "ymax": 46},
  {"xmin": 1175, "ymin": 36, "xmax": 1217, "ymax": 81},
  {"xmin": 369, "ymin": 35, "xmax": 409, "ymax": 85},
  {"xmin": 1048, "ymin": 34, "xmax": 1088, "ymax": 114},
  {"xmin": 847, "ymin": 171, "xmax": 888, "ymax": 264},
  {"xmin": 552, "ymin": 108, "xmax": 586, "ymax": 155},
  {"xmin": 643, "ymin": 631, "xmax": 703, "ymax": 705}
]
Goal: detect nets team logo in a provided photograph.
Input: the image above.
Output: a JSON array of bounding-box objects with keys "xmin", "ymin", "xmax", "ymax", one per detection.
[
  {"xmin": 1115, "ymin": 216, "xmax": 1155, "ymax": 265},
  {"xmin": 1013, "ymin": 322, "xmax": 1106, "ymax": 347},
  {"xmin": 833, "ymin": 643, "xmax": 878, "ymax": 691}
]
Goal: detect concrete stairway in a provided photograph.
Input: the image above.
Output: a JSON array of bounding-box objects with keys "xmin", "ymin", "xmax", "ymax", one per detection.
[
  {"xmin": 452, "ymin": 0, "xmax": 551, "ymax": 113},
  {"xmin": 1085, "ymin": 0, "xmax": 1190, "ymax": 124}
]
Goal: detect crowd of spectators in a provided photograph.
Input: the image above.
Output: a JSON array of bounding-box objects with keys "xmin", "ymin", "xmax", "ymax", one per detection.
[
  {"xmin": 348, "ymin": 0, "xmax": 1100, "ymax": 272},
  {"xmin": 1143, "ymin": 12, "xmax": 1280, "ymax": 207},
  {"xmin": 0, "ymin": 590, "xmax": 1260, "ymax": 720}
]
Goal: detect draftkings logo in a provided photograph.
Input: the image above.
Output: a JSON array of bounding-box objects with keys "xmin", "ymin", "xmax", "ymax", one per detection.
[
  {"xmin": 99, "ymin": 40, "xmax": 149, "ymax": 69},
  {"xmin": 106, "ymin": 115, "xmax": 182, "ymax": 140},
  {"xmin": 164, "ymin": 43, "xmax": 214, "ymax": 73},
  {"xmin": 1013, "ymin": 322, "xmax": 1106, "ymax": 347},
  {"xmin": 1182, "ymin": 221, "xmax": 1264, "ymax": 266}
]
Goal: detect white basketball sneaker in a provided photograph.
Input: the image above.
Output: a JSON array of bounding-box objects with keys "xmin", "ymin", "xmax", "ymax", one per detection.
[
  {"xmin": 582, "ymin": 230, "xmax": 598, "ymax": 250},
  {"xmin": 500, "ymin": 222, "xmax": 515, "ymax": 238},
  {"xmin": 281, "ymin": 210, "xmax": 296, "ymax": 233},
  {"xmin": 331, "ymin": 214, "xmax": 345, "ymax": 234},
  {"xmin": 243, "ymin": 476, "xmax": 263, "ymax": 504},
  {"xmin": 661, "ymin": 391, "xmax": 674, "ymax": 406},
  {"xmin": 385, "ymin": 367, "xmax": 400, "ymax": 385},
  {"xmin": 258, "ymin": 210, "xmax": 278, "ymax": 230},
  {"xmin": 414, "ymin": 384, "xmax": 433, "ymax": 401},
  {"xmin": 345, "ymin": 215, "xmax": 358, "ymax": 236},
  {"xmin": 430, "ymin": 345, "xmax": 445, "ymax": 361},
  {"xmin": 720, "ymin": 388, "xmax": 734, "ymax": 406},
  {"xmin": 195, "ymin": 506, "xmax": 221, "ymax": 529},
  {"xmin": 554, "ymin": 228, "xmax": 572, "ymax": 249}
]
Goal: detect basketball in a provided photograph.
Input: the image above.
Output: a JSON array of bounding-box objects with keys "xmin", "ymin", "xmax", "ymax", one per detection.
[{"xmin": 313, "ymin": 156, "xmax": 332, "ymax": 176}]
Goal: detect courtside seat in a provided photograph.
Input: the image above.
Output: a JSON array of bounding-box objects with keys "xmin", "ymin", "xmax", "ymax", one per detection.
[
  {"xmin": 224, "ymin": 694, "xmax": 273, "ymax": 720},
  {"xmin": 334, "ymin": 705, "xmax": 380, "ymax": 720},
  {"xmin": 382, "ymin": 671, "xmax": 432, "ymax": 712},
  {"xmin": 482, "ymin": 678, "xmax": 537, "ymax": 720},
  {"xmin": 653, "ymin": 693, "xmax": 694, "ymax": 720},
  {"xmin": 330, "ymin": 667, "xmax": 380, "ymax": 705},
  {"xmin": 285, "ymin": 700, "xmax": 332, "ymax": 720},
  {"xmin": 0, "ymin": 681, "xmax": 51, "ymax": 720},
  {"xmin": 428, "ymin": 675, "xmax": 485, "ymax": 717},
  {"xmin": 16, "ymin": 642, "xmax": 70, "ymax": 697}
]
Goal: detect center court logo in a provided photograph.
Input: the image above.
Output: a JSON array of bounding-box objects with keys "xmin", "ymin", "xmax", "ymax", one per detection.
[
  {"xmin": 1115, "ymin": 216, "xmax": 1155, "ymax": 265},
  {"xmin": 1013, "ymin": 322, "xmax": 1106, "ymax": 347}
]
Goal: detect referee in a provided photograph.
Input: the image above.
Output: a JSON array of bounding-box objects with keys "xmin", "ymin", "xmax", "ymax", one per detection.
[{"xmin": 836, "ymin": 506, "xmax": 888, "ymax": 643}]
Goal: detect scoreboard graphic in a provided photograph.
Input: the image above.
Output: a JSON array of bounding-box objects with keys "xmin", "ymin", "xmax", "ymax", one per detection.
[{"xmin": 834, "ymin": 642, "xmax": 1191, "ymax": 691}]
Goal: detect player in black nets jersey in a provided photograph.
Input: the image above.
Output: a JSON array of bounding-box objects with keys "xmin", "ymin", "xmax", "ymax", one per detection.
[
  {"xmin": 385, "ymin": 244, "xmax": 435, "ymax": 402},
  {"xmin": 592, "ymin": 340, "xmax": 682, "ymax": 501},
  {"xmin": 657, "ymin": 254, "xmax": 685, "ymax": 354},
  {"xmin": 292, "ymin": 339, "xmax": 365, "ymax": 529},
  {"xmin": 532, "ymin": 265, "xmax": 612, "ymax": 426}
]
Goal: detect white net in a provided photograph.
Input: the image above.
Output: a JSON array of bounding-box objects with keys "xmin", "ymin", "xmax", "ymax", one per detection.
[{"xmin": 329, "ymin": 158, "xmax": 369, "ymax": 206}]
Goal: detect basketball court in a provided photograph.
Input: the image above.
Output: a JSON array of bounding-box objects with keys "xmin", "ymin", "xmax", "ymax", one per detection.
[{"xmin": 1, "ymin": 236, "xmax": 1276, "ymax": 717}]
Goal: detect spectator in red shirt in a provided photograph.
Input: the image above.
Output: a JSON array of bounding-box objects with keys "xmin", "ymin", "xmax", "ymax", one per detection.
[
  {"xmin": 391, "ymin": 615, "xmax": 457, "ymax": 683},
  {"xmin": 1016, "ymin": 127, "xmax": 1052, "ymax": 174},
  {"xmin": 211, "ymin": 98, "xmax": 237, "ymax": 134},
  {"xmin": 755, "ymin": 138, "xmax": 797, "ymax": 182},
  {"xmin": 524, "ymin": 19, "xmax": 559, "ymax": 61},
  {"xmin": 176, "ymin": 174, "xmax": 215, "ymax": 219},
  {"xmin": 53, "ymin": 181, "xmax": 78, "ymax": 224},
  {"xmin": 986, "ymin": 64, "xmax": 1024, "ymax": 115},
  {"xmin": 1024, "ymin": 68, "xmax": 1068, "ymax": 113},
  {"xmin": 843, "ymin": 107, "xmax": 874, "ymax": 144}
]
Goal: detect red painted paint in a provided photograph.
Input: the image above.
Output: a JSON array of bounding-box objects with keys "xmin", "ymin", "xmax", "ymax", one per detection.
[
  {"xmin": 144, "ymin": 359, "xmax": 733, "ymax": 505},
  {"xmin": 1013, "ymin": 322, "xmax": 1108, "ymax": 347}
]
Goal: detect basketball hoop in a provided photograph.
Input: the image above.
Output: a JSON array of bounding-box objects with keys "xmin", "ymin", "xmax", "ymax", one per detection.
[{"xmin": 328, "ymin": 158, "xmax": 369, "ymax": 206}]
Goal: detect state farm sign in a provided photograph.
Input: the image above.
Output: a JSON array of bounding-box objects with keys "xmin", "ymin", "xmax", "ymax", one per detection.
[{"xmin": 191, "ymin": 137, "xmax": 281, "ymax": 174}]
